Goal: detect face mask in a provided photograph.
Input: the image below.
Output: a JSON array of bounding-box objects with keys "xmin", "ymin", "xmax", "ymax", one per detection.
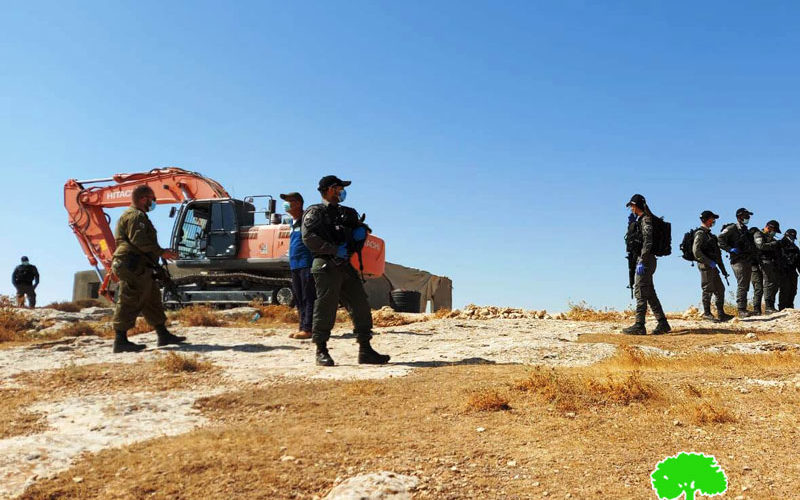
[
  {"xmin": 148, "ymin": 199, "xmax": 157, "ymax": 212},
  {"xmin": 338, "ymin": 188, "xmax": 347, "ymax": 203},
  {"xmin": 742, "ymin": 218, "xmax": 750, "ymax": 225},
  {"xmin": 282, "ymin": 201, "xmax": 291, "ymax": 212}
]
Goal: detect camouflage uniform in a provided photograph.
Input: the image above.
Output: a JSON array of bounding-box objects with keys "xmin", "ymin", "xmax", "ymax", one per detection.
[
  {"xmin": 777, "ymin": 236, "xmax": 800, "ymax": 310},
  {"xmin": 718, "ymin": 222, "xmax": 756, "ymax": 313},
  {"xmin": 628, "ymin": 214, "xmax": 667, "ymax": 325},
  {"xmin": 693, "ymin": 226, "xmax": 727, "ymax": 318},
  {"xmin": 111, "ymin": 206, "xmax": 167, "ymax": 332},
  {"xmin": 753, "ymin": 229, "xmax": 781, "ymax": 313}
]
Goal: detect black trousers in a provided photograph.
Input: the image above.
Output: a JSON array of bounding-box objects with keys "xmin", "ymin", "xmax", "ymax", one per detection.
[{"xmin": 291, "ymin": 267, "xmax": 316, "ymax": 333}]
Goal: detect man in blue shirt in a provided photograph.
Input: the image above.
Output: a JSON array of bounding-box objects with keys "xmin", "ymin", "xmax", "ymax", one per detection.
[{"xmin": 281, "ymin": 192, "xmax": 315, "ymax": 339}]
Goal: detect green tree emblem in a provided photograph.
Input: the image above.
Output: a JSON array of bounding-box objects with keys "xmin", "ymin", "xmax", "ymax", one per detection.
[{"xmin": 651, "ymin": 452, "xmax": 728, "ymax": 499}]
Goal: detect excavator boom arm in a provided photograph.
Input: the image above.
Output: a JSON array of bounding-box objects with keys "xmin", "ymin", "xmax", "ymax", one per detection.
[{"xmin": 65, "ymin": 167, "xmax": 229, "ymax": 299}]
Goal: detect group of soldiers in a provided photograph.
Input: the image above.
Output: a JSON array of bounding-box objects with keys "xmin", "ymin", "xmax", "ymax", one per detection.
[
  {"xmin": 624, "ymin": 193, "xmax": 800, "ymax": 335},
  {"xmin": 109, "ymin": 175, "xmax": 390, "ymax": 367}
]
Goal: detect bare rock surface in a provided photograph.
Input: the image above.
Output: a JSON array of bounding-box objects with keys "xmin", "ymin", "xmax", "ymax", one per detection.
[{"xmin": 323, "ymin": 471, "xmax": 419, "ymax": 500}]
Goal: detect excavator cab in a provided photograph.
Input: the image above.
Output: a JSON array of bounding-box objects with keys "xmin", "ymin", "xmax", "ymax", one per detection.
[{"xmin": 170, "ymin": 198, "xmax": 255, "ymax": 263}]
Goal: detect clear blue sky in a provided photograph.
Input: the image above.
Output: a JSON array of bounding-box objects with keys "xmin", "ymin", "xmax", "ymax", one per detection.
[{"xmin": 2, "ymin": 1, "xmax": 800, "ymax": 312}]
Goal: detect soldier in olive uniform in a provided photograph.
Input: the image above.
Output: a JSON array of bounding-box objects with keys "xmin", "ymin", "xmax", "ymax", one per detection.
[
  {"xmin": 752, "ymin": 220, "xmax": 782, "ymax": 315},
  {"xmin": 718, "ymin": 208, "xmax": 756, "ymax": 317},
  {"xmin": 301, "ymin": 175, "xmax": 390, "ymax": 367},
  {"xmin": 111, "ymin": 185, "xmax": 186, "ymax": 353},
  {"xmin": 692, "ymin": 211, "xmax": 734, "ymax": 322},
  {"xmin": 623, "ymin": 194, "xmax": 671, "ymax": 335},
  {"xmin": 777, "ymin": 229, "xmax": 800, "ymax": 310}
]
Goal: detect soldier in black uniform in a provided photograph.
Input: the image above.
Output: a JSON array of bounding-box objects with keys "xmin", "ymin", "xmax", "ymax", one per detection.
[
  {"xmin": 692, "ymin": 211, "xmax": 733, "ymax": 322},
  {"xmin": 718, "ymin": 208, "xmax": 757, "ymax": 317},
  {"xmin": 301, "ymin": 175, "xmax": 390, "ymax": 367},
  {"xmin": 752, "ymin": 220, "xmax": 782, "ymax": 315},
  {"xmin": 11, "ymin": 256, "xmax": 39, "ymax": 308},
  {"xmin": 777, "ymin": 229, "xmax": 800, "ymax": 310},
  {"xmin": 623, "ymin": 194, "xmax": 670, "ymax": 335}
]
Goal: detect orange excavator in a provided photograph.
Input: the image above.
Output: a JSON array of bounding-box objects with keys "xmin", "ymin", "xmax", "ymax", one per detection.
[{"xmin": 65, "ymin": 167, "xmax": 386, "ymax": 306}]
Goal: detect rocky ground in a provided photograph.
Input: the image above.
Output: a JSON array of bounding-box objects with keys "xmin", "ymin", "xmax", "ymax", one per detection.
[{"xmin": 2, "ymin": 305, "xmax": 800, "ymax": 499}]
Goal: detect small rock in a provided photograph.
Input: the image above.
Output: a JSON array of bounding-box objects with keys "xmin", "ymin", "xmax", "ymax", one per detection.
[
  {"xmin": 73, "ymin": 477, "xmax": 83, "ymax": 483},
  {"xmin": 280, "ymin": 455, "xmax": 296, "ymax": 462},
  {"xmin": 745, "ymin": 333, "xmax": 758, "ymax": 340},
  {"xmin": 26, "ymin": 453, "xmax": 41, "ymax": 461},
  {"xmin": 533, "ymin": 482, "xmax": 541, "ymax": 487},
  {"xmin": 507, "ymin": 460, "xmax": 517, "ymax": 467},
  {"xmin": 565, "ymin": 412, "xmax": 576, "ymax": 418},
  {"xmin": 476, "ymin": 427, "xmax": 486, "ymax": 433},
  {"xmin": 325, "ymin": 429, "xmax": 333, "ymax": 433}
]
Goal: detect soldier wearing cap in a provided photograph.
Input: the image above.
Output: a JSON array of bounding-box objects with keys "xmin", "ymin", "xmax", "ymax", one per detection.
[
  {"xmin": 280, "ymin": 191, "xmax": 315, "ymax": 339},
  {"xmin": 301, "ymin": 175, "xmax": 390, "ymax": 366},
  {"xmin": 718, "ymin": 208, "xmax": 757, "ymax": 317},
  {"xmin": 777, "ymin": 229, "xmax": 800, "ymax": 310},
  {"xmin": 752, "ymin": 220, "xmax": 782, "ymax": 314},
  {"xmin": 693, "ymin": 211, "xmax": 733, "ymax": 322},
  {"xmin": 622, "ymin": 194, "xmax": 670, "ymax": 335},
  {"xmin": 11, "ymin": 256, "xmax": 39, "ymax": 308}
]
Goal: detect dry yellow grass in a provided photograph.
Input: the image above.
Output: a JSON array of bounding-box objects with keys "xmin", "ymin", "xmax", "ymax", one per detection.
[
  {"xmin": 156, "ymin": 351, "xmax": 214, "ymax": 373},
  {"xmin": 564, "ymin": 301, "xmax": 633, "ymax": 322},
  {"xmin": 174, "ymin": 305, "xmax": 225, "ymax": 327},
  {"xmin": 19, "ymin": 358, "xmax": 800, "ymax": 499},
  {"xmin": 465, "ymin": 389, "xmax": 511, "ymax": 412},
  {"xmin": 0, "ymin": 388, "xmax": 47, "ymax": 439},
  {"xmin": 0, "ymin": 296, "xmax": 33, "ymax": 343}
]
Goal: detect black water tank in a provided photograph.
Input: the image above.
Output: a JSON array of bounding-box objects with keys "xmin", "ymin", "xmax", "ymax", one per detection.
[{"xmin": 391, "ymin": 290, "xmax": 422, "ymax": 313}]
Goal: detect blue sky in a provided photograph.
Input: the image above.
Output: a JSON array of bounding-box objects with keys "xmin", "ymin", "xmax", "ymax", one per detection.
[{"xmin": 2, "ymin": 1, "xmax": 800, "ymax": 312}]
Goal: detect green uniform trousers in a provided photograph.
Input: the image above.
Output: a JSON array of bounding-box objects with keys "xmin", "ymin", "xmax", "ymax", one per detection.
[
  {"xmin": 111, "ymin": 258, "xmax": 167, "ymax": 332},
  {"xmin": 311, "ymin": 257, "xmax": 372, "ymax": 345}
]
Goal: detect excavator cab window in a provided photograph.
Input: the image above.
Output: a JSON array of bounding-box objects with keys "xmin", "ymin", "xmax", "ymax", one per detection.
[
  {"xmin": 176, "ymin": 206, "xmax": 210, "ymax": 259},
  {"xmin": 206, "ymin": 201, "xmax": 239, "ymax": 258}
]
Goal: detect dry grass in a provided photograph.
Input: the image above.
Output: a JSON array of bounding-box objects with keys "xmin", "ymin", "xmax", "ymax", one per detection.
[
  {"xmin": 565, "ymin": 301, "xmax": 632, "ymax": 322},
  {"xmin": 465, "ymin": 389, "xmax": 511, "ymax": 412},
  {"xmin": 156, "ymin": 352, "xmax": 214, "ymax": 373},
  {"xmin": 0, "ymin": 297, "xmax": 34, "ymax": 343},
  {"xmin": 57, "ymin": 322, "xmax": 99, "ymax": 337},
  {"xmin": 43, "ymin": 299, "xmax": 108, "ymax": 312},
  {"xmin": 19, "ymin": 359, "xmax": 800, "ymax": 500},
  {"xmin": 174, "ymin": 305, "xmax": 225, "ymax": 327},
  {"xmin": 514, "ymin": 366, "xmax": 662, "ymax": 412},
  {"xmin": 0, "ymin": 388, "xmax": 47, "ymax": 439}
]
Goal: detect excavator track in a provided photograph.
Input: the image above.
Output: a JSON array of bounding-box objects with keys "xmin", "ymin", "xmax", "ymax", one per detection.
[{"xmin": 165, "ymin": 272, "xmax": 293, "ymax": 308}]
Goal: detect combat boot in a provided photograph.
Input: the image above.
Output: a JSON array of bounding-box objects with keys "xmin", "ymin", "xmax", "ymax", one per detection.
[
  {"xmin": 718, "ymin": 311, "xmax": 734, "ymax": 322},
  {"xmin": 622, "ymin": 323, "xmax": 646, "ymax": 335},
  {"xmin": 702, "ymin": 303, "xmax": 717, "ymax": 322},
  {"xmin": 737, "ymin": 309, "xmax": 751, "ymax": 318},
  {"xmin": 316, "ymin": 343, "xmax": 335, "ymax": 367},
  {"xmin": 753, "ymin": 305, "xmax": 762, "ymax": 316},
  {"xmin": 651, "ymin": 319, "xmax": 671, "ymax": 335},
  {"xmin": 764, "ymin": 301, "xmax": 777, "ymax": 315},
  {"xmin": 113, "ymin": 330, "xmax": 146, "ymax": 353},
  {"xmin": 156, "ymin": 325, "xmax": 186, "ymax": 346},
  {"xmin": 358, "ymin": 340, "xmax": 391, "ymax": 365}
]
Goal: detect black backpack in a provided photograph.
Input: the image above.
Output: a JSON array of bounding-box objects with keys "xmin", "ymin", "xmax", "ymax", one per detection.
[
  {"xmin": 680, "ymin": 229, "xmax": 697, "ymax": 262},
  {"xmin": 651, "ymin": 216, "xmax": 672, "ymax": 257},
  {"xmin": 13, "ymin": 265, "xmax": 36, "ymax": 284}
]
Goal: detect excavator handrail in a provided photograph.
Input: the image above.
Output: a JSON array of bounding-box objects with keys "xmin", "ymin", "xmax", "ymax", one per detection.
[{"xmin": 64, "ymin": 167, "xmax": 230, "ymax": 300}]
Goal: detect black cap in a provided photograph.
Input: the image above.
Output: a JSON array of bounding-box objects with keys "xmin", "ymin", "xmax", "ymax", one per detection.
[
  {"xmin": 279, "ymin": 192, "xmax": 304, "ymax": 203},
  {"xmin": 318, "ymin": 175, "xmax": 351, "ymax": 192},
  {"xmin": 785, "ymin": 229, "xmax": 797, "ymax": 240},
  {"xmin": 766, "ymin": 220, "xmax": 781, "ymax": 233},
  {"xmin": 736, "ymin": 208, "xmax": 753, "ymax": 218},
  {"xmin": 700, "ymin": 210, "xmax": 720, "ymax": 221},
  {"xmin": 626, "ymin": 194, "xmax": 646, "ymax": 208},
  {"xmin": 20, "ymin": 256, "xmax": 28, "ymax": 262}
]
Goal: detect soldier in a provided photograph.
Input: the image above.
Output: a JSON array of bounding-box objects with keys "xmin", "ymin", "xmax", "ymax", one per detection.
[
  {"xmin": 692, "ymin": 211, "xmax": 734, "ymax": 322},
  {"xmin": 718, "ymin": 208, "xmax": 757, "ymax": 317},
  {"xmin": 752, "ymin": 220, "xmax": 782, "ymax": 315},
  {"xmin": 280, "ymin": 192, "xmax": 315, "ymax": 340},
  {"xmin": 301, "ymin": 175, "xmax": 390, "ymax": 366},
  {"xmin": 11, "ymin": 256, "xmax": 39, "ymax": 308},
  {"xmin": 623, "ymin": 194, "xmax": 671, "ymax": 335},
  {"xmin": 111, "ymin": 185, "xmax": 186, "ymax": 353},
  {"xmin": 777, "ymin": 229, "xmax": 800, "ymax": 310}
]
